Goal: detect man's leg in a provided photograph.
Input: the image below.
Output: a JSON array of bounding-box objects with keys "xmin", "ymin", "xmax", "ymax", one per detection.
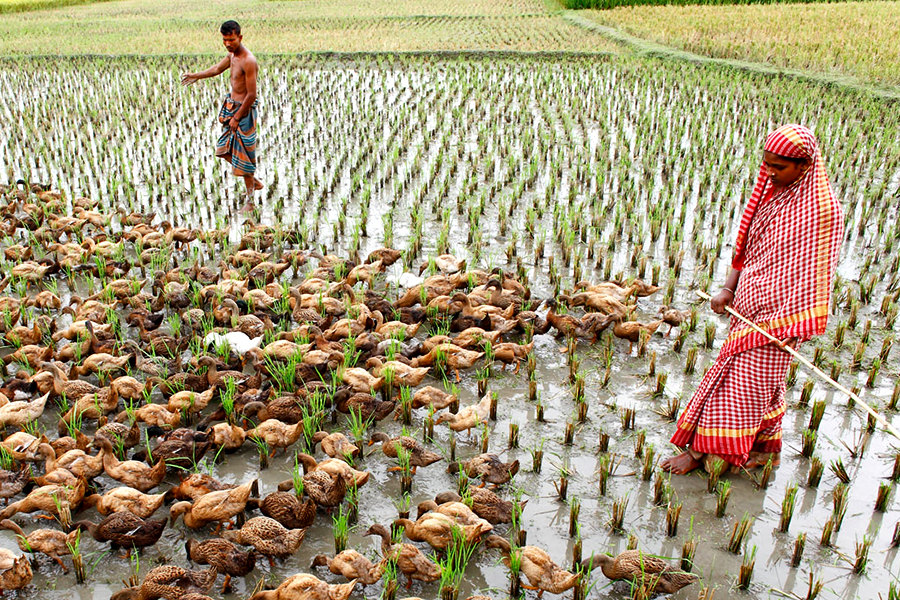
[{"xmin": 241, "ymin": 175, "xmax": 257, "ymax": 211}]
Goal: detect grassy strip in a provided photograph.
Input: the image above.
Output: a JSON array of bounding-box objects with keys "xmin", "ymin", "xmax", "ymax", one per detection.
[
  {"xmin": 562, "ymin": 0, "xmax": 874, "ymax": 8},
  {"xmin": 0, "ymin": 12, "xmax": 619, "ymax": 54},
  {"xmin": 0, "ymin": 0, "xmax": 110, "ymax": 14},
  {"xmin": 573, "ymin": 1, "xmax": 900, "ymax": 87},
  {"xmin": 562, "ymin": 10, "xmax": 900, "ymax": 98}
]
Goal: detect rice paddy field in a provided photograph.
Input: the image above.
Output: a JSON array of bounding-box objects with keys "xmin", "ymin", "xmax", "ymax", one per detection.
[{"xmin": 1, "ymin": 1, "xmax": 900, "ymax": 600}]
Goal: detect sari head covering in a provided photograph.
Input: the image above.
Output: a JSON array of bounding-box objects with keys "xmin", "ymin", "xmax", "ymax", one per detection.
[{"xmin": 723, "ymin": 124, "xmax": 843, "ymax": 358}]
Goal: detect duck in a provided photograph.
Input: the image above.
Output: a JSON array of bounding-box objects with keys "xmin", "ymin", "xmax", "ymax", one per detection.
[
  {"xmin": 434, "ymin": 393, "xmax": 492, "ymax": 435},
  {"xmin": 206, "ymin": 422, "xmax": 248, "ymax": 450},
  {"xmin": 0, "ymin": 518, "xmax": 79, "ymax": 571},
  {"xmin": 74, "ymin": 511, "xmax": 167, "ymax": 554},
  {"xmin": 296, "ymin": 453, "xmax": 370, "ymax": 488},
  {"xmin": 0, "ymin": 391, "xmax": 50, "ymax": 428},
  {"xmin": 37, "ymin": 442, "xmax": 106, "ymax": 480},
  {"xmin": 484, "ymin": 535, "xmax": 600, "ymax": 598},
  {"xmin": 94, "ymin": 419, "xmax": 141, "ymax": 450},
  {"xmin": 203, "ymin": 330, "xmax": 263, "ymax": 356},
  {"xmin": 109, "ymin": 565, "xmax": 217, "ymax": 600},
  {"xmin": 610, "ymin": 315, "xmax": 664, "ymax": 353},
  {"xmin": 657, "ymin": 305, "xmax": 692, "ymax": 337},
  {"xmin": 312, "ymin": 431, "xmax": 360, "ymax": 460},
  {"xmin": 2, "ymin": 344, "xmax": 54, "ymax": 369},
  {"xmin": 166, "ymin": 388, "xmax": 215, "ymax": 414},
  {"xmin": 433, "ymin": 488, "xmax": 519, "ymax": 524},
  {"xmin": 410, "ymin": 386, "xmax": 457, "ymax": 411},
  {"xmin": 170, "ymin": 473, "xmax": 236, "ymax": 501},
  {"xmin": 97, "ymin": 437, "xmax": 168, "ymax": 492},
  {"xmin": 246, "ymin": 490, "xmax": 316, "ymax": 530},
  {"xmin": 368, "ymin": 432, "xmax": 442, "ymax": 473},
  {"xmin": 415, "ymin": 498, "xmax": 494, "ymax": 529},
  {"xmin": 80, "ymin": 487, "xmax": 167, "ymax": 518},
  {"xmin": 491, "ymin": 341, "xmax": 533, "ymax": 373},
  {"xmin": 221, "ymin": 516, "xmax": 306, "ymax": 567},
  {"xmin": 365, "ymin": 357, "xmax": 430, "ymax": 387},
  {"xmin": 543, "ymin": 298, "xmax": 591, "ymax": 339},
  {"xmin": 591, "ymin": 550, "xmax": 698, "ymax": 595},
  {"xmin": 245, "ymin": 419, "xmax": 305, "ymax": 454},
  {"xmin": 196, "ymin": 355, "xmax": 249, "ymax": 389},
  {"xmin": 345, "ymin": 260, "xmax": 384, "ymax": 287},
  {"xmin": 365, "ymin": 523, "xmax": 440, "ymax": 589},
  {"xmin": 312, "ymin": 550, "xmax": 384, "ymax": 585},
  {"xmin": 301, "ymin": 470, "xmax": 347, "ymax": 510},
  {"xmin": 448, "ymin": 454, "xmax": 519, "ymax": 487},
  {"xmin": 341, "ymin": 367, "xmax": 384, "ymax": 393},
  {"xmin": 452, "ymin": 327, "xmax": 502, "ymax": 349},
  {"xmin": 186, "ymin": 538, "xmax": 256, "ymax": 593},
  {"xmin": 58, "ymin": 385, "xmax": 119, "ymax": 427},
  {"xmin": 0, "ymin": 466, "xmax": 31, "ymax": 504},
  {"xmin": 0, "ymin": 477, "xmax": 86, "ymax": 520},
  {"xmin": 413, "ymin": 344, "xmax": 484, "ymax": 382},
  {"xmin": 335, "ymin": 392, "xmax": 395, "ymax": 421},
  {"xmin": 567, "ymin": 291, "xmax": 632, "ymax": 316},
  {"xmin": 572, "ymin": 281, "xmax": 632, "ymax": 303},
  {"xmin": 40, "ymin": 361, "xmax": 100, "ymax": 400},
  {"xmin": 247, "ymin": 573, "xmax": 356, "ymax": 600},
  {"xmin": 240, "ymin": 396, "xmax": 305, "ymax": 426},
  {"xmin": 0, "ymin": 431, "xmax": 46, "ymax": 461},
  {"xmin": 169, "ymin": 479, "xmax": 258, "ymax": 531},
  {"xmin": 0, "ymin": 547, "xmax": 32, "ymax": 594},
  {"xmin": 419, "ymin": 254, "xmax": 466, "ymax": 275},
  {"xmin": 393, "ymin": 513, "xmax": 492, "ymax": 550}
]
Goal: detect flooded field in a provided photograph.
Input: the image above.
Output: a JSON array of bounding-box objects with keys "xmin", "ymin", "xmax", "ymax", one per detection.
[{"xmin": 0, "ymin": 54, "xmax": 898, "ymax": 600}]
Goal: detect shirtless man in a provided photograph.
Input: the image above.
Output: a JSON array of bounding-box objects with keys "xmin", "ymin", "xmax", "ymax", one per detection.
[{"xmin": 182, "ymin": 20, "xmax": 262, "ymax": 210}]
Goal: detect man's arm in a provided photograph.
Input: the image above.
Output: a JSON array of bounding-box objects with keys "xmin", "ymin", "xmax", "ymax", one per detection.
[{"xmin": 181, "ymin": 55, "xmax": 230, "ymax": 86}]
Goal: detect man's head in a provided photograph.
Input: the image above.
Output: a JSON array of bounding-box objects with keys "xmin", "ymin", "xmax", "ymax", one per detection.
[{"xmin": 221, "ymin": 20, "xmax": 242, "ymax": 53}]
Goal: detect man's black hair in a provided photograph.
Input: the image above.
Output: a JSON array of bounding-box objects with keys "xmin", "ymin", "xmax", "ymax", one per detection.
[{"xmin": 221, "ymin": 20, "xmax": 241, "ymax": 36}]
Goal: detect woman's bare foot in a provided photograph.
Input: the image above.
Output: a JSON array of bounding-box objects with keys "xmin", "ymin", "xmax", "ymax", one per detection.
[
  {"xmin": 660, "ymin": 451, "xmax": 702, "ymax": 475},
  {"xmin": 743, "ymin": 452, "xmax": 780, "ymax": 469},
  {"xmin": 253, "ymin": 177, "xmax": 264, "ymax": 190}
]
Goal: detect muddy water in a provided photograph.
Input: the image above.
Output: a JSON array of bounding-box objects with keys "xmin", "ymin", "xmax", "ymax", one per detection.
[{"xmin": 0, "ymin": 54, "xmax": 898, "ymax": 600}]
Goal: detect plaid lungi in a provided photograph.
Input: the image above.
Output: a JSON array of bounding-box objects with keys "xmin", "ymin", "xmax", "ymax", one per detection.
[
  {"xmin": 215, "ymin": 95, "xmax": 258, "ymax": 177},
  {"xmin": 670, "ymin": 344, "xmax": 792, "ymax": 466}
]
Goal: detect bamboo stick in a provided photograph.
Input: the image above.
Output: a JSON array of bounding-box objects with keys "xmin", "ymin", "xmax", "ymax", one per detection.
[{"xmin": 696, "ymin": 290, "xmax": 899, "ymax": 441}]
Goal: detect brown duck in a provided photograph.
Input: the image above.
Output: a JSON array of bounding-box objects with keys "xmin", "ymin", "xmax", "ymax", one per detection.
[
  {"xmin": 186, "ymin": 538, "xmax": 256, "ymax": 593},
  {"xmin": 368, "ymin": 432, "xmax": 442, "ymax": 473},
  {"xmin": 592, "ymin": 550, "xmax": 698, "ymax": 595},
  {"xmin": 74, "ymin": 511, "xmax": 166, "ymax": 554},
  {"xmin": 110, "ymin": 565, "xmax": 217, "ymax": 600},
  {"xmin": 221, "ymin": 516, "xmax": 306, "ymax": 567}
]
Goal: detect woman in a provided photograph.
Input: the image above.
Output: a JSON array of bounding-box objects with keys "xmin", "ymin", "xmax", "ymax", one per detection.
[{"xmin": 661, "ymin": 124, "xmax": 843, "ymax": 475}]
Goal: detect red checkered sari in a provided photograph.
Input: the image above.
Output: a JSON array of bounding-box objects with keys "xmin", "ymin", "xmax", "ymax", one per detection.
[{"xmin": 671, "ymin": 125, "xmax": 844, "ymax": 466}]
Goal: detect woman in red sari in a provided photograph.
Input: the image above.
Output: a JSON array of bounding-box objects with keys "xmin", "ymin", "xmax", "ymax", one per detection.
[{"xmin": 661, "ymin": 124, "xmax": 844, "ymax": 475}]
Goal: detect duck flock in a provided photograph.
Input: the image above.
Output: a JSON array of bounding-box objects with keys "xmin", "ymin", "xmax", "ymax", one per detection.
[{"xmin": 0, "ymin": 183, "xmax": 701, "ymax": 600}]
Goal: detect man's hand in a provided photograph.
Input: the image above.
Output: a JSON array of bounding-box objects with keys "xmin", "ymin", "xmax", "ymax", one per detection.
[
  {"xmin": 227, "ymin": 116, "xmax": 240, "ymax": 131},
  {"xmin": 181, "ymin": 73, "xmax": 198, "ymax": 86},
  {"xmin": 710, "ymin": 289, "xmax": 734, "ymax": 315}
]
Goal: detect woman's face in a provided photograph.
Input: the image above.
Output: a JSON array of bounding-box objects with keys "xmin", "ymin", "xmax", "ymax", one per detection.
[{"xmin": 763, "ymin": 151, "xmax": 810, "ymax": 189}]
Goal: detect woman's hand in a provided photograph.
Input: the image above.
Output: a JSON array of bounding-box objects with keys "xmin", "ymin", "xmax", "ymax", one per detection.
[
  {"xmin": 773, "ymin": 337, "xmax": 799, "ymax": 351},
  {"xmin": 710, "ymin": 289, "xmax": 734, "ymax": 314}
]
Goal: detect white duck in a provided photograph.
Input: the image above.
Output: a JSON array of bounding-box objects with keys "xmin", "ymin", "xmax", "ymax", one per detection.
[{"xmin": 203, "ymin": 331, "xmax": 263, "ymax": 356}]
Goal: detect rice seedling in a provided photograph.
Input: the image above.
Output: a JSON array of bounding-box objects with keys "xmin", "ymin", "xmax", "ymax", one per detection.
[
  {"xmin": 529, "ymin": 438, "xmax": 545, "ymax": 473},
  {"xmin": 891, "ymin": 522, "xmax": 900, "ymax": 548},
  {"xmin": 728, "ymin": 513, "xmax": 753, "ymax": 554},
  {"xmin": 791, "ymin": 532, "xmax": 806, "ymax": 567},
  {"xmin": 737, "ymin": 545, "xmax": 756, "ymax": 590},
  {"xmin": 853, "ymin": 536, "xmax": 872, "ymax": 574},
  {"xmin": 665, "ymin": 500, "xmax": 681, "ymax": 537},
  {"xmin": 332, "ymin": 505, "xmax": 350, "ymax": 553},
  {"xmin": 620, "ymin": 407, "xmax": 635, "ymax": 431},
  {"xmin": 807, "ymin": 456, "xmax": 824, "ymax": 488},
  {"xmin": 569, "ymin": 497, "xmax": 580, "ymax": 537},
  {"xmin": 610, "ymin": 494, "xmax": 628, "ymax": 534},
  {"xmin": 437, "ymin": 527, "xmax": 478, "ymax": 600},
  {"xmin": 832, "ymin": 483, "xmax": 849, "ymax": 531},
  {"xmin": 801, "ymin": 429, "xmax": 817, "ymax": 458},
  {"xmin": 715, "ymin": 480, "xmax": 732, "ymax": 518},
  {"xmin": 706, "ymin": 456, "xmax": 726, "ymax": 493},
  {"xmin": 830, "ymin": 459, "xmax": 851, "ymax": 484},
  {"xmin": 874, "ymin": 482, "xmax": 893, "ymax": 512},
  {"xmin": 779, "ymin": 483, "xmax": 799, "ymax": 533},
  {"xmin": 756, "ymin": 456, "xmax": 775, "ymax": 490}
]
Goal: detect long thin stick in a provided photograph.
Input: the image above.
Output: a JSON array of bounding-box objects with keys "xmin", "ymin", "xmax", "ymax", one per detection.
[{"xmin": 696, "ymin": 290, "xmax": 900, "ymax": 441}]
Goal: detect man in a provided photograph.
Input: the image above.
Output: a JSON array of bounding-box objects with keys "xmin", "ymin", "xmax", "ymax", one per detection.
[
  {"xmin": 661, "ymin": 124, "xmax": 844, "ymax": 475},
  {"xmin": 182, "ymin": 20, "xmax": 261, "ymax": 211}
]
